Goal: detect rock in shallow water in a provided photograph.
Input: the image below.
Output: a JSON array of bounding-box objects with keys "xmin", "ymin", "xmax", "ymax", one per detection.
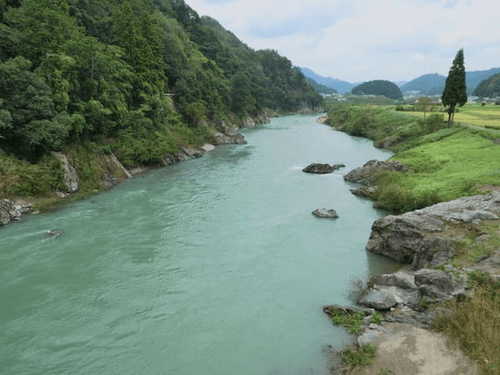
[
  {"xmin": 302, "ymin": 163, "xmax": 336, "ymax": 174},
  {"xmin": 312, "ymin": 209, "xmax": 339, "ymax": 219}
]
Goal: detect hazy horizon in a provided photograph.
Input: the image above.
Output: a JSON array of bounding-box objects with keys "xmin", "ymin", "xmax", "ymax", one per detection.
[{"xmin": 186, "ymin": 0, "xmax": 500, "ymax": 82}]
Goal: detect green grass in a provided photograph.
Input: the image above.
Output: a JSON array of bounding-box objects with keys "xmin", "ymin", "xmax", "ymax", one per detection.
[
  {"xmin": 327, "ymin": 104, "xmax": 500, "ymax": 212},
  {"xmin": 341, "ymin": 344, "xmax": 377, "ymax": 369},
  {"xmin": 432, "ymin": 274, "xmax": 500, "ymax": 375},
  {"xmin": 330, "ymin": 310, "xmax": 365, "ymax": 334},
  {"xmin": 401, "ymin": 103, "xmax": 500, "ymax": 129}
]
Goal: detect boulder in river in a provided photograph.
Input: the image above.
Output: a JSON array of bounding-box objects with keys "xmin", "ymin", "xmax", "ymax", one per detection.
[
  {"xmin": 312, "ymin": 209, "xmax": 339, "ymax": 219},
  {"xmin": 303, "ymin": 163, "xmax": 337, "ymax": 174}
]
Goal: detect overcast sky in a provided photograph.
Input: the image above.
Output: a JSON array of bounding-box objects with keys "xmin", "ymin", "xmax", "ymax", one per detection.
[{"xmin": 186, "ymin": 0, "xmax": 500, "ymax": 82}]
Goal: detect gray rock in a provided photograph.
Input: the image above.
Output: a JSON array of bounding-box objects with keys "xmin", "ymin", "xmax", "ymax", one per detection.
[
  {"xmin": 344, "ymin": 160, "xmax": 408, "ymax": 185},
  {"xmin": 0, "ymin": 199, "xmax": 32, "ymax": 226},
  {"xmin": 366, "ymin": 192, "xmax": 500, "ymax": 269},
  {"xmin": 358, "ymin": 288, "xmax": 398, "ymax": 310},
  {"xmin": 181, "ymin": 147, "xmax": 204, "ymax": 159},
  {"xmin": 201, "ymin": 144, "xmax": 215, "ymax": 152},
  {"xmin": 303, "ymin": 163, "xmax": 336, "ymax": 174},
  {"xmin": 351, "ymin": 186, "xmax": 378, "ymax": 198},
  {"xmin": 312, "ymin": 208, "xmax": 338, "ymax": 219},
  {"xmin": 212, "ymin": 131, "xmax": 247, "ymax": 145},
  {"xmin": 52, "ymin": 152, "xmax": 79, "ymax": 193},
  {"xmin": 371, "ymin": 271, "xmax": 417, "ymax": 290},
  {"xmin": 357, "ymin": 325, "xmax": 387, "ymax": 346}
]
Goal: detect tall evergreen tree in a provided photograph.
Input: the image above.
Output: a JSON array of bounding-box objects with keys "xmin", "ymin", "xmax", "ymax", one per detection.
[{"xmin": 442, "ymin": 49, "xmax": 467, "ymax": 125}]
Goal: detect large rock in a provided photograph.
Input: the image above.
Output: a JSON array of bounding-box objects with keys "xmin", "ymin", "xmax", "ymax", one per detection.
[
  {"xmin": 303, "ymin": 163, "xmax": 336, "ymax": 174},
  {"xmin": 344, "ymin": 160, "xmax": 408, "ymax": 185},
  {"xmin": 212, "ymin": 131, "xmax": 247, "ymax": 145},
  {"xmin": 358, "ymin": 288, "xmax": 399, "ymax": 310},
  {"xmin": 52, "ymin": 152, "xmax": 79, "ymax": 193},
  {"xmin": 371, "ymin": 271, "xmax": 417, "ymax": 290},
  {"xmin": 312, "ymin": 208, "xmax": 338, "ymax": 219},
  {"xmin": 0, "ymin": 199, "xmax": 32, "ymax": 226},
  {"xmin": 366, "ymin": 192, "xmax": 500, "ymax": 269}
]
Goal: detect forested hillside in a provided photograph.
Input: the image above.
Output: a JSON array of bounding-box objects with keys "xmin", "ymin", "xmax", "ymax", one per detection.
[
  {"xmin": 0, "ymin": 0, "xmax": 321, "ymax": 168},
  {"xmin": 474, "ymin": 73, "xmax": 500, "ymax": 97},
  {"xmin": 351, "ymin": 80, "xmax": 403, "ymax": 100}
]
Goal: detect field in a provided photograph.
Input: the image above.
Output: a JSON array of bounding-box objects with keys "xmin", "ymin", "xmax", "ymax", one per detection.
[
  {"xmin": 400, "ymin": 103, "xmax": 500, "ymax": 129},
  {"xmin": 326, "ymin": 104, "xmax": 500, "ymax": 212}
]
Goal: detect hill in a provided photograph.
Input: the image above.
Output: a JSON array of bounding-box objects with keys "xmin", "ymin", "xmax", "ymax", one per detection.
[
  {"xmin": 306, "ymin": 78, "xmax": 337, "ymax": 95},
  {"xmin": 0, "ymin": 0, "xmax": 321, "ymax": 201},
  {"xmin": 300, "ymin": 67, "xmax": 355, "ymax": 94},
  {"xmin": 400, "ymin": 73, "xmax": 446, "ymax": 95},
  {"xmin": 401, "ymin": 68, "xmax": 500, "ymax": 95},
  {"xmin": 0, "ymin": 0, "xmax": 321, "ymax": 164},
  {"xmin": 473, "ymin": 73, "xmax": 500, "ymax": 97},
  {"xmin": 352, "ymin": 80, "xmax": 403, "ymax": 100}
]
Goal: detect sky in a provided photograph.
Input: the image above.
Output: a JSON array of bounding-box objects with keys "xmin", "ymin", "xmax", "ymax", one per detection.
[{"xmin": 185, "ymin": 0, "xmax": 500, "ymax": 82}]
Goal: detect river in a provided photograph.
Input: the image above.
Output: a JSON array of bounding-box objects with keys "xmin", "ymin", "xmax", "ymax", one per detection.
[{"xmin": 0, "ymin": 115, "xmax": 396, "ymax": 375}]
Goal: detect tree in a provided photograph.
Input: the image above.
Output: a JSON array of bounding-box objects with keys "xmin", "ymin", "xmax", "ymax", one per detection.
[
  {"xmin": 415, "ymin": 97, "xmax": 433, "ymax": 120},
  {"xmin": 442, "ymin": 49, "xmax": 467, "ymax": 125}
]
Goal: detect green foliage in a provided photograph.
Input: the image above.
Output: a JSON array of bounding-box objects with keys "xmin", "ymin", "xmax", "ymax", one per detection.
[
  {"xmin": 341, "ymin": 345, "xmax": 377, "ymax": 368},
  {"xmin": 433, "ymin": 276, "xmax": 500, "ymax": 375},
  {"xmin": 0, "ymin": 0, "xmax": 321, "ymax": 190},
  {"xmin": 330, "ymin": 310, "xmax": 365, "ymax": 334},
  {"xmin": 370, "ymin": 312, "xmax": 383, "ymax": 325},
  {"xmin": 352, "ymin": 80, "xmax": 403, "ymax": 100},
  {"xmin": 442, "ymin": 49, "xmax": 468, "ymax": 122},
  {"xmin": 474, "ymin": 73, "xmax": 500, "ymax": 98},
  {"xmin": 326, "ymin": 104, "xmax": 500, "ymax": 213}
]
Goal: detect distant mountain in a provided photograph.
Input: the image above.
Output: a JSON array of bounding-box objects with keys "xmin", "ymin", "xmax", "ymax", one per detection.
[
  {"xmin": 306, "ymin": 78, "xmax": 337, "ymax": 95},
  {"xmin": 401, "ymin": 73, "xmax": 446, "ymax": 95},
  {"xmin": 300, "ymin": 67, "xmax": 355, "ymax": 94},
  {"xmin": 401, "ymin": 68, "xmax": 500, "ymax": 95},
  {"xmin": 474, "ymin": 73, "xmax": 500, "ymax": 97}
]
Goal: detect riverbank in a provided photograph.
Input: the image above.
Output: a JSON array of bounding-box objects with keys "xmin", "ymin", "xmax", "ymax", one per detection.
[
  {"xmin": 0, "ymin": 114, "xmax": 273, "ymax": 227},
  {"xmin": 323, "ymin": 106, "xmax": 500, "ymax": 374}
]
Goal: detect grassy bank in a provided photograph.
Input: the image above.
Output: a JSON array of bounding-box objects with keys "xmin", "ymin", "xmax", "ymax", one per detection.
[{"xmin": 327, "ymin": 104, "xmax": 500, "ymax": 213}]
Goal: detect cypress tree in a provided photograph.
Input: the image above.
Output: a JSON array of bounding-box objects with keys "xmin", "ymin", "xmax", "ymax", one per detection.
[{"xmin": 442, "ymin": 49, "xmax": 467, "ymax": 125}]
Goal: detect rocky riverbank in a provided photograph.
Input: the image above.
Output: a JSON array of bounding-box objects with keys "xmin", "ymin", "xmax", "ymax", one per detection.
[
  {"xmin": 0, "ymin": 115, "xmax": 270, "ymax": 228},
  {"xmin": 325, "ymin": 151, "xmax": 500, "ymax": 373}
]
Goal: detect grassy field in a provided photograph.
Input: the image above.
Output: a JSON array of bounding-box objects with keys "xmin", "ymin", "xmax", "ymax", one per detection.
[
  {"xmin": 401, "ymin": 103, "xmax": 500, "ymax": 129},
  {"xmin": 326, "ymin": 104, "xmax": 500, "ymax": 212}
]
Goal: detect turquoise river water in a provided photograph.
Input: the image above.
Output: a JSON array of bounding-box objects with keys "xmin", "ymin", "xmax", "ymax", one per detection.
[{"xmin": 0, "ymin": 115, "xmax": 397, "ymax": 375}]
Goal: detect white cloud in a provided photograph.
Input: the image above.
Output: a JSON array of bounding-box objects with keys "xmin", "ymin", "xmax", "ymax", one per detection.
[{"xmin": 186, "ymin": 0, "xmax": 500, "ymax": 81}]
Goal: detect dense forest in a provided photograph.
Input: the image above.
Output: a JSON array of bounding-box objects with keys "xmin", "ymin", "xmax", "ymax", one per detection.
[
  {"xmin": 0, "ymin": 0, "xmax": 321, "ymax": 167},
  {"xmin": 474, "ymin": 73, "xmax": 500, "ymax": 98},
  {"xmin": 351, "ymin": 80, "xmax": 403, "ymax": 100}
]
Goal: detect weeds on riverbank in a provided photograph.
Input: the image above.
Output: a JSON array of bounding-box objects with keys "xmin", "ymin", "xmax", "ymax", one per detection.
[
  {"xmin": 341, "ymin": 344, "xmax": 377, "ymax": 369},
  {"xmin": 433, "ymin": 273, "xmax": 500, "ymax": 375}
]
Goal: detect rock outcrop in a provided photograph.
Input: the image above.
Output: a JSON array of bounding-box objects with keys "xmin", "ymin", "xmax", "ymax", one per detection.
[
  {"xmin": 303, "ymin": 163, "xmax": 340, "ymax": 174},
  {"xmin": 52, "ymin": 152, "xmax": 80, "ymax": 193},
  {"xmin": 366, "ymin": 192, "xmax": 500, "ymax": 269},
  {"xmin": 0, "ymin": 199, "xmax": 32, "ymax": 226},
  {"xmin": 358, "ymin": 269, "xmax": 466, "ymax": 311},
  {"xmin": 312, "ymin": 209, "xmax": 339, "ymax": 219},
  {"xmin": 344, "ymin": 160, "xmax": 408, "ymax": 185}
]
